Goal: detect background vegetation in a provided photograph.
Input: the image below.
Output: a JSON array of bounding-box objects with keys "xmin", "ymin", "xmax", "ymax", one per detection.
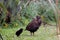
[
  {"xmin": 0, "ymin": 0, "xmax": 58, "ymax": 28},
  {"xmin": 0, "ymin": 0, "xmax": 60, "ymax": 40}
]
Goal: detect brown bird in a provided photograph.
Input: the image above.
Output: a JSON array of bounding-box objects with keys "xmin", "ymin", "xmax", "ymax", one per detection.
[{"xmin": 26, "ymin": 16, "xmax": 42, "ymax": 36}]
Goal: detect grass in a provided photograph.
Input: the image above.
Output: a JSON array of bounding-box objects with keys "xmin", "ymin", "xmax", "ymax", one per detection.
[{"xmin": 0, "ymin": 25, "xmax": 58, "ymax": 40}]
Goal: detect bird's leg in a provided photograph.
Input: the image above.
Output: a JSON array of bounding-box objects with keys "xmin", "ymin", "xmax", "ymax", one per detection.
[
  {"xmin": 33, "ymin": 32, "xmax": 34, "ymax": 36},
  {"xmin": 31, "ymin": 33, "xmax": 32, "ymax": 36},
  {"xmin": 30, "ymin": 32, "xmax": 32, "ymax": 36}
]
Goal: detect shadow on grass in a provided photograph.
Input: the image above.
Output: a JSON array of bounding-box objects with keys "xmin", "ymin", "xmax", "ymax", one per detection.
[{"xmin": 21, "ymin": 34, "xmax": 38, "ymax": 37}]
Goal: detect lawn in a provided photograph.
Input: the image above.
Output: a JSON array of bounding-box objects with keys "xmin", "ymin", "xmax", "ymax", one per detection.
[{"xmin": 0, "ymin": 25, "xmax": 58, "ymax": 40}]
